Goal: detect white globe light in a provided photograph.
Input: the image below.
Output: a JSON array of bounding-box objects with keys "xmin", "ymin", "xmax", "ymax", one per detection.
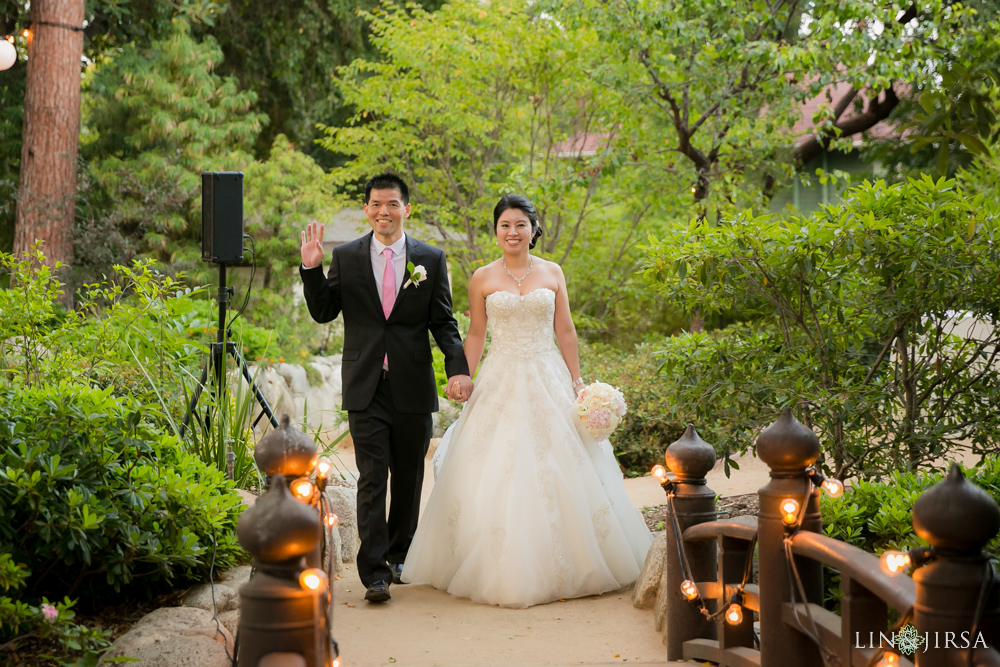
[{"xmin": 0, "ymin": 40, "xmax": 16, "ymax": 71}]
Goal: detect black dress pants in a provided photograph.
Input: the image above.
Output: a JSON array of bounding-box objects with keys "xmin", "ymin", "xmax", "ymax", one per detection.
[{"xmin": 348, "ymin": 374, "xmax": 433, "ymax": 587}]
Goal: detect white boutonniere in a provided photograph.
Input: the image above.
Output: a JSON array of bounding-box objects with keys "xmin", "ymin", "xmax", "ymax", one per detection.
[{"xmin": 404, "ymin": 261, "xmax": 427, "ymax": 288}]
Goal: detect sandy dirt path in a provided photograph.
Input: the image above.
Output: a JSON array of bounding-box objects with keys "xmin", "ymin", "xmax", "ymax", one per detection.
[{"xmin": 329, "ymin": 439, "xmax": 769, "ymax": 666}]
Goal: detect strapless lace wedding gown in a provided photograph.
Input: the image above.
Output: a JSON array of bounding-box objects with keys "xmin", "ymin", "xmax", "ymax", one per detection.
[{"xmin": 400, "ymin": 288, "xmax": 653, "ymax": 608}]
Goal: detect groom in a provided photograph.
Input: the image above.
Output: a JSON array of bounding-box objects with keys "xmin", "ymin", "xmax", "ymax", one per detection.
[{"xmin": 299, "ymin": 173, "xmax": 472, "ymax": 603}]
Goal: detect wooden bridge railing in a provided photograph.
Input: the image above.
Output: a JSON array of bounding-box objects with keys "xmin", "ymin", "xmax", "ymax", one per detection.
[{"xmin": 643, "ymin": 411, "xmax": 1000, "ymax": 667}]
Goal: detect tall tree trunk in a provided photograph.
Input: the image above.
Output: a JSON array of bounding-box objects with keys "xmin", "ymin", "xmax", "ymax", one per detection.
[{"xmin": 14, "ymin": 0, "xmax": 84, "ymax": 304}]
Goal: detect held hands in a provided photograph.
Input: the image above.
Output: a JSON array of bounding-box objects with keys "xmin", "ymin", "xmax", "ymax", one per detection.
[
  {"xmin": 446, "ymin": 374, "xmax": 474, "ymax": 403},
  {"xmin": 301, "ymin": 221, "xmax": 326, "ymax": 269}
]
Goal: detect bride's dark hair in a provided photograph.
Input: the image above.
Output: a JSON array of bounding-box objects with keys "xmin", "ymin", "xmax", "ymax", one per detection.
[{"xmin": 493, "ymin": 194, "xmax": 544, "ymax": 250}]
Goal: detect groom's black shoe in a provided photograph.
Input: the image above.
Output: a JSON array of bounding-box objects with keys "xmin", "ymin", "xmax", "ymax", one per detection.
[
  {"xmin": 390, "ymin": 563, "xmax": 405, "ymax": 585},
  {"xmin": 364, "ymin": 580, "xmax": 391, "ymax": 603}
]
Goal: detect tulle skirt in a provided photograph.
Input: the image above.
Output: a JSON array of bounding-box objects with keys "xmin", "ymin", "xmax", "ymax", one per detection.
[{"xmin": 401, "ymin": 346, "xmax": 653, "ymax": 608}]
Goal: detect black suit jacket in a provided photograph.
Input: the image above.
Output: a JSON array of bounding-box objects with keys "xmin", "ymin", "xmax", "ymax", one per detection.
[{"xmin": 299, "ymin": 232, "xmax": 469, "ymax": 413}]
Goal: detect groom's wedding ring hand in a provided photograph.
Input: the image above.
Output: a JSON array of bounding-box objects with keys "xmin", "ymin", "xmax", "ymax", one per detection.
[
  {"xmin": 447, "ymin": 375, "xmax": 474, "ymax": 403},
  {"xmin": 300, "ymin": 220, "xmax": 326, "ymax": 269}
]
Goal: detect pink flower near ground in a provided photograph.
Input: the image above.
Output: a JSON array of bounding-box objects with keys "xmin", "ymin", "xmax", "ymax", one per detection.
[{"xmin": 40, "ymin": 603, "xmax": 58, "ymax": 622}]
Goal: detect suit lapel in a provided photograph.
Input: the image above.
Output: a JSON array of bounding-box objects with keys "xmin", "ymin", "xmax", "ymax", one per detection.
[
  {"xmin": 358, "ymin": 232, "xmax": 384, "ymax": 318},
  {"xmin": 388, "ymin": 234, "xmax": 419, "ymax": 321}
]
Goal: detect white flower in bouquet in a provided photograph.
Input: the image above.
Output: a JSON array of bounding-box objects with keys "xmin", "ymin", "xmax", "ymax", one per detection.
[{"xmin": 575, "ymin": 381, "xmax": 627, "ymax": 440}]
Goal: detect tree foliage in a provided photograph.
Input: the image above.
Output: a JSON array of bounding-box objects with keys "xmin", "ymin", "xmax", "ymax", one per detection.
[
  {"xmin": 319, "ymin": 0, "xmax": 685, "ymax": 334},
  {"xmin": 567, "ymin": 0, "xmax": 987, "ymax": 212},
  {"xmin": 644, "ymin": 173, "xmax": 1000, "ymax": 478}
]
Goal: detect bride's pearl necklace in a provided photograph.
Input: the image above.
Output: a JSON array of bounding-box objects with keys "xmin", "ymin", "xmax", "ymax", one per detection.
[{"xmin": 502, "ymin": 256, "xmax": 533, "ymax": 288}]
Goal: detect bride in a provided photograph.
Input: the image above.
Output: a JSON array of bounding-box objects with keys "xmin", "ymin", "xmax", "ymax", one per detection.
[{"xmin": 401, "ymin": 194, "xmax": 653, "ymax": 608}]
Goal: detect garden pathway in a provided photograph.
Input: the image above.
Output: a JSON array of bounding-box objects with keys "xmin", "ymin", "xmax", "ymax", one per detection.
[{"xmin": 329, "ymin": 437, "xmax": 770, "ymax": 666}]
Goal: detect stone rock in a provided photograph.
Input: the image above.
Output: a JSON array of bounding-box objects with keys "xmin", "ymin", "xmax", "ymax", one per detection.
[
  {"xmin": 275, "ymin": 363, "xmax": 310, "ymax": 396},
  {"xmin": 633, "ymin": 531, "xmax": 667, "ymax": 609},
  {"xmin": 221, "ymin": 565, "xmax": 253, "ymax": 590},
  {"xmin": 324, "ymin": 485, "xmax": 359, "ymax": 563},
  {"xmin": 183, "ymin": 581, "xmax": 239, "ymax": 614},
  {"xmin": 100, "ymin": 606, "xmax": 233, "ymax": 667},
  {"xmin": 218, "ymin": 609, "xmax": 240, "ymax": 637},
  {"xmin": 246, "ymin": 355, "xmax": 346, "ymax": 443},
  {"xmin": 235, "ymin": 489, "xmax": 257, "ymax": 510},
  {"xmin": 323, "ymin": 520, "xmax": 344, "ymax": 574},
  {"xmin": 432, "ymin": 398, "xmax": 461, "ymax": 438},
  {"xmin": 654, "ymin": 569, "xmax": 671, "ymax": 633}
]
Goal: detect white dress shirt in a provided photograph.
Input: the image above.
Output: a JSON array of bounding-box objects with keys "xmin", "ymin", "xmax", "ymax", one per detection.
[{"xmin": 371, "ymin": 232, "xmax": 407, "ymax": 308}]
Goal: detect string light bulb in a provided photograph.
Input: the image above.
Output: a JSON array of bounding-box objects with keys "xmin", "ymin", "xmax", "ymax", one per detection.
[
  {"xmin": 821, "ymin": 477, "xmax": 844, "ymax": 498},
  {"xmin": 21, "ymin": 29, "xmax": 29, "ymax": 38},
  {"xmin": 725, "ymin": 603, "xmax": 743, "ymax": 625},
  {"xmin": 680, "ymin": 579, "xmax": 698, "ymax": 600},
  {"xmin": 325, "ymin": 512, "xmax": 339, "ymax": 527},
  {"xmin": 299, "ymin": 568, "xmax": 329, "ymax": 591},
  {"xmin": 690, "ymin": 185, "xmax": 697, "ymax": 193},
  {"xmin": 316, "ymin": 456, "xmax": 333, "ymax": 479},
  {"xmin": 651, "ymin": 464, "xmax": 668, "ymax": 484},
  {"xmin": 0, "ymin": 38, "xmax": 14, "ymax": 70},
  {"xmin": 780, "ymin": 498, "xmax": 800, "ymax": 525},
  {"xmin": 879, "ymin": 550, "xmax": 911, "ymax": 576},
  {"xmin": 5, "ymin": 35, "xmax": 12, "ymax": 43},
  {"xmin": 290, "ymin": 477, "xmax": 315, "ymax": 500},
  {"xmin": 332, "ymin": 658, "xmax": 342, "ymax": 667},
  {"xmin": 874, "ymin": 650, "xmax": 900, "ymax": 666}
]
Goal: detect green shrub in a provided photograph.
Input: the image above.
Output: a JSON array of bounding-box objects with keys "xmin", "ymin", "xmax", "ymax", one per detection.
[
  {"xmin": 580, "ymin": 342, "xmax": 687, "ymax": 476},
  {"xmin": 0, "ymin": 383, "xmax": 245, "ymax": 606},
  {"xmin": 822, "ymin": 459, "xmax": 1000, "ymax": 557},
  {"xmin": 820, "ymin": 459, "xmax": 1000, "ymax": 608}
]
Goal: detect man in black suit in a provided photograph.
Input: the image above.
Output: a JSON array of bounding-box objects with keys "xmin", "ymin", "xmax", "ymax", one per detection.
[{"xmin": 299, "ymin": 173, "xmax": 472, "ymax": 603}]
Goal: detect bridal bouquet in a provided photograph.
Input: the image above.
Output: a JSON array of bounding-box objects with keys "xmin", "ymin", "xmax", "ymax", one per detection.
[{"xmin": 575, "ymin": 382, "xmax": 627, "ymax": 440}]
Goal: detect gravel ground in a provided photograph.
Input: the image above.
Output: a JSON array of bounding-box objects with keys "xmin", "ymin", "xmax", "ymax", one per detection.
[{"xmin": 642, "ymin": 493, "xmax": 760, "ymax": 532}]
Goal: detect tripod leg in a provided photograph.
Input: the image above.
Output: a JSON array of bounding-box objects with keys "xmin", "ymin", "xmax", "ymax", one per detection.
[
  {"xmin": 231, "ymin": 346, "xmax": 280, "ymax": 428},
  {"xmin": 181, "ymin": 355, "xmax": 212, "ymax": 439}
]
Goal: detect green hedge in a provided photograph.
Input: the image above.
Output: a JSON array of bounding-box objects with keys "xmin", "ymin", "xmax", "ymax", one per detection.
[{"xmin": 0, "ymin": 383, "xmax": 245, "ymax": 611}]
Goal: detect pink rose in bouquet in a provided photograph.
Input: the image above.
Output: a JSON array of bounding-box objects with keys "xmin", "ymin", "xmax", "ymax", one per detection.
[{"xmin": 575, "ymin": 381, "xmax": 627, "ymax": 440}]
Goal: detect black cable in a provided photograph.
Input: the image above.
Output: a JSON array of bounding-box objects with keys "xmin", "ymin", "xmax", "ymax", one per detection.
[
  {"xmin": 30, "ymin": 20, "xmax": 85, "ymax": 31},
  {"xmin": 208, "ymin": 523, "xmax": 236, "ymax": 666},
  {"xmin": 967, "ymin": 560, "xmax": 995, "ymax": 667},
  {"xmin": 227, "ymin": 235, "xmax": 256, "ymax": 329}
]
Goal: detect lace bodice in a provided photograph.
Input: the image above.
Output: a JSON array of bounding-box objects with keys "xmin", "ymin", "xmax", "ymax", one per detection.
[{"xmin": 484, "ymin": 288, "xmax": 560, "ymax": 359}]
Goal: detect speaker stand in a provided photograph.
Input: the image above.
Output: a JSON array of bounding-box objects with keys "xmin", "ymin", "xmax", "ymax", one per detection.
[{"xmin": 180, "ymin": 263, "xmax": 279, "ymax": 439}]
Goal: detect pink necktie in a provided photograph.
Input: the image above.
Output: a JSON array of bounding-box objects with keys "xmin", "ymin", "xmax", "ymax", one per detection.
[{"xmin": 382, "ymin": 248, "xmax": 395, "ymax": 368}]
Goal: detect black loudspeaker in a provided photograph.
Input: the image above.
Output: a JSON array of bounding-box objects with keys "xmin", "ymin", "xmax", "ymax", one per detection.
[{"xmin": 201, "ymin": 171, "xmax": 245, "ymax": 264}]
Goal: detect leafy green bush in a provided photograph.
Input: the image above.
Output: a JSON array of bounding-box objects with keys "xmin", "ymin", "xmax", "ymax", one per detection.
[
  {"xmin": 821, "ymin": 459, "xmax": 1000, "ymax": 608},
  {"xmin": 580, "ymin": 342, "xmax": 687, "ymax": 476},
  {"xmin": 0, "ymin": 383, "xmax": 245, "ymax": 606},
  {"xmin": 643, "ymin": 175, "xmax": 1000, "ymax": 479}
]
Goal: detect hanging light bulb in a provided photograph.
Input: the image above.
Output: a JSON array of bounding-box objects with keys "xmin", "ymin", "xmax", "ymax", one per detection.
[
  {"xmin": 680, "ymin": 579, "xmax": 698, "ymax": 600},
  {"xmin": 325, "ymin": 512, "xmax": 339, "ymax": 528},
  {"xmin": 316, "ymin": 456, "xmax": 333, "ymax": 479},
  {"xmin": 21, "ymin": 29, "xmax": 30, "ymax": 39},
  {"xmin": 332, "ymin": 658, "xmax": 343, "ymax": 667},
  {"xmin": 821, "ymin": 477, "xmax": 844, "ymax": 498},
  {"xmin": 874, "ymin": 650, "xmax": 900, "ymax": 666},
  {"xmin": 879, "ymin": 550, "xmax": 911, "ymax": 576},
  {"xmin": 780, "ymin": 498, "xmax": 800, "ymax": 525},
  {"xmin": 290, "ymin": 477, "xmax": 315, "ymax": 500},
  {"xmin": 651, "ymin": 464, "xmax": 668, "ymax": 484},
  {"xmin": 725, "ymin": 603, "xmax": 743, "ymax": 625},
  {"xmin": 0, "ymin": 39, "xmax": 14, "ymax": 70},
  {"xmin": 299, "ymin": 567, "xmax": 329, "ymax": 591}
]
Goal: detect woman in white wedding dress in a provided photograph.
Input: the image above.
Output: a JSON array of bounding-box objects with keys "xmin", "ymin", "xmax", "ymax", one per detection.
[{"xmin": 400, "ymin": 194, "xmax": 653, "ymax": 608}]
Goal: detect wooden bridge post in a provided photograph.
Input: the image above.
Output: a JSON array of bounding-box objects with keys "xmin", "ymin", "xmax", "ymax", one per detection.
[
  {"xmin": 662, "ymin": 424, "xmax": 719, "ymax": 660},
  {"xmin": 912, "ymin": 463, "xmax": 1000, "ymax": 667},
  {"xmin": 756, "ymin": 408, "xmax": 824, "ymax": 667}
]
